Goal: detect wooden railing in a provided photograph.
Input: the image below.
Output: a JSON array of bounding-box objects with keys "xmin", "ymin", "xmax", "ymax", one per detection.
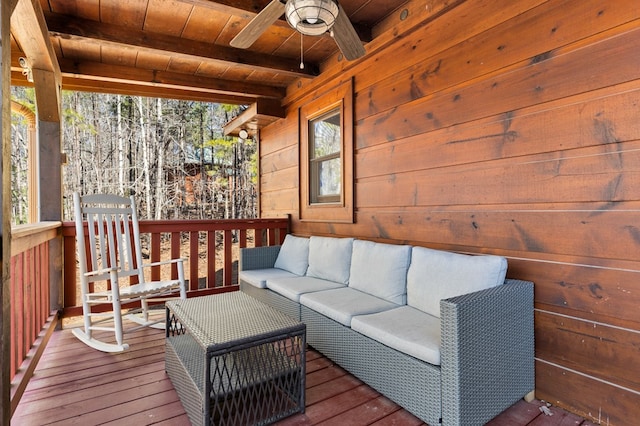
[
  {"xmin": 61, "ymin": 217, "xmax": 290, "ymax": 316},
  {"xmin": 10, "ymin": 221, "xmax": 62, "ymax": 415},
  {"xmin": 7, "ymin": 217, "xmax": 288, "ymax": 415}
]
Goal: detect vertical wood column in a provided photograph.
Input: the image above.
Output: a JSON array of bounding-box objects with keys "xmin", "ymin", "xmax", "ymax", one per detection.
[
  {"xmin": 11, "ymin": 0, "xmax": 64, "ymax": 320},
  {"xmin": 2, "ymin": 1, "xmax": 17, "ymax": 423},
  {"xmin": 32, "ymin": 71, "xmax": 63, "ymax": 313}
]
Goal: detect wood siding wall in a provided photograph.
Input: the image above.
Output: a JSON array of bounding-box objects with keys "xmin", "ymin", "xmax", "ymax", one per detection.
[{"xmin": 258, "ymin": 0, "xmax": 640, "ymax": 423}]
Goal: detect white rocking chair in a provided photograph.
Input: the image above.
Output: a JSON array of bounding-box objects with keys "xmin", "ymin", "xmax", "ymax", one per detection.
[{"xmin": 72, "ymin": 193, "xmax": 187, "ymax": 352}]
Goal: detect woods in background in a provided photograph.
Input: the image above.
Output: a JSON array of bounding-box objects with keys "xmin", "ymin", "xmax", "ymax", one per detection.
[{"xmin": 11, "ymin": 87, "xmax": 256, "ymax": 223}]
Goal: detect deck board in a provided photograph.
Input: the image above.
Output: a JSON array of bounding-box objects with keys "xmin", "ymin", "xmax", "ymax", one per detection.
[{"xmin": 13, "ymin": 320, "xmax": 591, "ymax": 426}]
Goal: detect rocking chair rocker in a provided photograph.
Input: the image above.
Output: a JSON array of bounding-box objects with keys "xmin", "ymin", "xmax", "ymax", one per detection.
[{"xmin": 72, "ymin": 193, "xmax": 187, "ymax": 352}]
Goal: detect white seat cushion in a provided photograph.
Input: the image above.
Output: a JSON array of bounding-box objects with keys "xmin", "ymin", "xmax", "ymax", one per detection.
[
  {"xmin": 306, "ymin": 236, "xmax": 354, "ymax": 284},
  {"xmin": 267, "ymin": 276, "xmax": 346, "ymax": 302},
  {"xmin": 407, "ymin": 247, "xmax": 508, "ymax": 318},
  {"xmin": 238, "ymin": 268, "xmax": 299, "ymax": 289},
  {"xmin": 300, "ymin": 287, "xmax": 398, "ymax": 326},
  {"xmin": 348, "ymin": 240, "xmax": 412, "ymax": 304},
  {"xmin": 351, "ymin": 305, "xmax": 442, "ymax": 365},
  {"xmin": 273, "ymin": 234, "xmax": 310, "ymax": 275}
]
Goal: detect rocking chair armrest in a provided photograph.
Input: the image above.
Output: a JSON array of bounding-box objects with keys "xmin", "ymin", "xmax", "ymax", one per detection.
[
  {"xmin": 84, "ymin": 266, "xmax": 119, "ymax": 277},
  {"xmin": 141, "ymin": 258, "xmax": 186, "ymax": 269}
]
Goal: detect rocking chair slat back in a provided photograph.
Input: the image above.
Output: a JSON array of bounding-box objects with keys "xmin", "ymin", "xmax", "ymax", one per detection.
[{"xmin": 72, "ymin": 192, "xmax": 187, "ymax": 352}]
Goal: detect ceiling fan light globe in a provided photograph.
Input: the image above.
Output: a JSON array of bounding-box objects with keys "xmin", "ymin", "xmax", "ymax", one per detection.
[{"xmin": 285, "ymin": 0, "xmax": 339, "ymax": 36}]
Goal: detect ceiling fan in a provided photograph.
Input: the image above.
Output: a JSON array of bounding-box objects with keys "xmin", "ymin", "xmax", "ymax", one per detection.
[{"xmin": 230, "ymin": 0, "xmax": 366, "ymax": 61}]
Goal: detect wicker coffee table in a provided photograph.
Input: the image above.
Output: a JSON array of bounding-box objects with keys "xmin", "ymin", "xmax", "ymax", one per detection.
[{"xmin": 165, "ymin": 292, "xmax": 306, "ymax": 426}]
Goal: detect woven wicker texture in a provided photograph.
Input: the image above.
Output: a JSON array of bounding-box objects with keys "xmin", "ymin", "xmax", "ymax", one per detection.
[
  {"xmin": 166, "ymin": 336, "xmax": 206, "ymax": 425},
  {"xmin": 240, "ymin": 245, "xmax": 282, "ymax": 271},
  {"xmin": 301, "ymin": 278, "xmax": 533, "ymax": 426},
  {"xmin": 165, "ymin": 292, "xmax": 306, "ymax": 426},
  {"xmin": 240, "ymin": 281, "xmax": 302, "ymax": 321},
  {"xmin": 166, "ymin": 292, "xmax": 303, "ymax": 350},
  {"xmin": 302, "ymin": 304, "xmax": 442, "ymax": 425},
  {"xmin": 440, "ymin": 278, "xmax": 534, "ymax": 425},
  {"xmin": 239, "ymin": 245, "xmax": 303, "ymax": 320}
]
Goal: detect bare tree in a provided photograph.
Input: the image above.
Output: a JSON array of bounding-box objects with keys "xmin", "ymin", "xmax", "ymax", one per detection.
[{"xmin": 10, "ymin": 90, "xmax": 255, "ymax": 222}]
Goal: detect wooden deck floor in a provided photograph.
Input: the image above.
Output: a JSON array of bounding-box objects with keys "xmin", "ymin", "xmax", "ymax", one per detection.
[{"xmin": 13, "ymin": 320, "xmax": 595, "ymax": 426}]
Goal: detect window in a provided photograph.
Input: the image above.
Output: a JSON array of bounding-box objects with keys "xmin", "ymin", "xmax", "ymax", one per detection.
[
  {"xmin": 309, "ymin": 109, "xmax": 341, "ymax": 204},
  {"xmin": 299, "ymin": 79, "xmax": 353, "ymax": 223}
]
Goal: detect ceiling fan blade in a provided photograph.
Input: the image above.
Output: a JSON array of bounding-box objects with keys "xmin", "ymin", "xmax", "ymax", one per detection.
[
  {"xmin": 331, "ymin": 4, "xmax": 366, "ymax": 61},
  {"xmin": 230, "ymin": 0, "xmax": 285, "ymax": 49}
]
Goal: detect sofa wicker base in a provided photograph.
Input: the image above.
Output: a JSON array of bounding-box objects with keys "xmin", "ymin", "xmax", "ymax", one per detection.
[
  {"xmin": 242, "ymin": 279, "xmax": 534, "ymax": 425},
  {"xmin": 301, "ymin": 305, "xmax": 442, "ymax": 425}
]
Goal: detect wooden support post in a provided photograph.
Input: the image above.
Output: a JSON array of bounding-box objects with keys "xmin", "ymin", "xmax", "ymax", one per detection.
[
  {"xmin": 2, "ymin": 1, "xmax": 18, "ymax": 423},
  {"xmin": 11, "ymin": 0, "xmax": 64, "ymax": 318}
]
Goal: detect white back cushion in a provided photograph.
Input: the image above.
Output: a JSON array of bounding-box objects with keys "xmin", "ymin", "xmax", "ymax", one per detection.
[
  {"xmin": 407, "ymin": 247, "xmax": 507, "ymax": 318},
  {"xmin": 349, "ymin": 240, "xmax": 412, "ymax": 304},
  {"xmin": 306, "ymin": 236, "xmax": 354, "ymax": 284},
  {"xmin": 273, "ymin": 234, "xmax": 309, "ymax": 276}
]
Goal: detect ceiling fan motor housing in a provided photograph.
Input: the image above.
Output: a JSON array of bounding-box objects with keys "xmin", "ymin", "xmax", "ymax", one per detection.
[{"xmin": 285, "ymin": 0, "xmax": 340, "ymax": 36}]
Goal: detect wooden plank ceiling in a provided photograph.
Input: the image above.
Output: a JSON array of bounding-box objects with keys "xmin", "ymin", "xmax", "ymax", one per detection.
[{"xmin": 10, "ymin": 0, "xmax": 404, "ymax": 105}]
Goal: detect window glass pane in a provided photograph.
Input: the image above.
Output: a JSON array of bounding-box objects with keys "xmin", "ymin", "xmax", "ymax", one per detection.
[
  {"xmin": 318, "ymin": 157, "xmax": 341, "ymax": 196},
  {"xmin": 311, "ymin": 111, "xmax": 340, "ymax": 159}
]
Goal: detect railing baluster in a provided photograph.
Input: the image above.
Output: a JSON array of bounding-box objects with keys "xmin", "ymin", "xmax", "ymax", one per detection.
[
  {"xmin": 239, "ymin": 229, "xmax": 247, "ymax": 249},
  {"xmin": 224, "ymin": 229, "xmax": 232, "ymax": 286},
  {"xmin": 207, "ymin": 230, "xmax": 216, "ymax": 289},
  {"xmin": 151, "ymin": 233, "xmax": 161, "ymax": 281},
  {"xmin": 171, "ymin": 231, "xmax": 180, "ymax": 281},
  {"xmin": 63, "ymin": 232, "xmax": 77, "ymax": 310},
  {"xmin": 189, "ymin": 231, "xmax": 199, "ymax": 291},
  {"xmin": 254, "ymin": 227, "xmax": 263, "ymax": 247}
]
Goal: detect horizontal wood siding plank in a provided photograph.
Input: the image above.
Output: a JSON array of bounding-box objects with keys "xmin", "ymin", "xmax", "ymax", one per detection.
[
  {"xmin": 261, "ymin": 145, "xmax": 298, "ymax": 173},
  {"xmin": 357, "ymin": 140, "xmax": 640, "ymax": 207},
  {"xmin": 259, "ymin": 116, "xmax": 298, "ymax": 156},
  {"xmin": 261, "ymin": 167, "xmax": 299, "ymax": 193},
  {"xmin": 535, "ymin": 359, "xmax": 640, "ymax": 424},
  {"xmin": 356, "ymin": 0, "xmax": 639, "ymax": 119},
  {"xmin": 356, "ymin": 23, "xmax": 640, "ymax": 150},
  {"xmin": 352, "ymin": 207, "xmax": 640, "ymax": 261},
  {"xmin": 535, "ymin": 310, "xmax": 640, "ymax": 392},
  {"xmin": 356, "ymin": 83, "xmax": 640, "ymax": 179},
  {"xmin": 350, "ymin": 0, "xmax": 549, "ymax": 97}
]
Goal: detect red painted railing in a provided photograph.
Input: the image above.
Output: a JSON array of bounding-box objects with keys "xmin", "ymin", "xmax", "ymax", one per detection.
[
  {"xmin": 8, "ymin": 218, "xmax": 287, "ymax": 414},
  {"xmin": 61, "ymin": 217, "xmax": 290, "ymax": 316},
  {"xmin": 10, "ymin": 221, "xmax": 61, "ymax": 414}
]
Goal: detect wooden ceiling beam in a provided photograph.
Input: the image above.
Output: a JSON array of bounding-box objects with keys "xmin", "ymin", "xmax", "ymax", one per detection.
[
  {"xmin": 57, "ymin": 59, "xmax": 284, "ymax": 100},
  {"xmin": 12, "ymin": 70, "xmax": 256, "ymax": 104},
  {"xmin": 44, "ymin": 11, "xmax": 319, "ymax": 78}
]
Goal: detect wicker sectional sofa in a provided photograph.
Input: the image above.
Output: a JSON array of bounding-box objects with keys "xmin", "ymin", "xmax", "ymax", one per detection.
[{"xmin": 239, "ymin": 235, "xmax": 534, "ymax": 426}]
